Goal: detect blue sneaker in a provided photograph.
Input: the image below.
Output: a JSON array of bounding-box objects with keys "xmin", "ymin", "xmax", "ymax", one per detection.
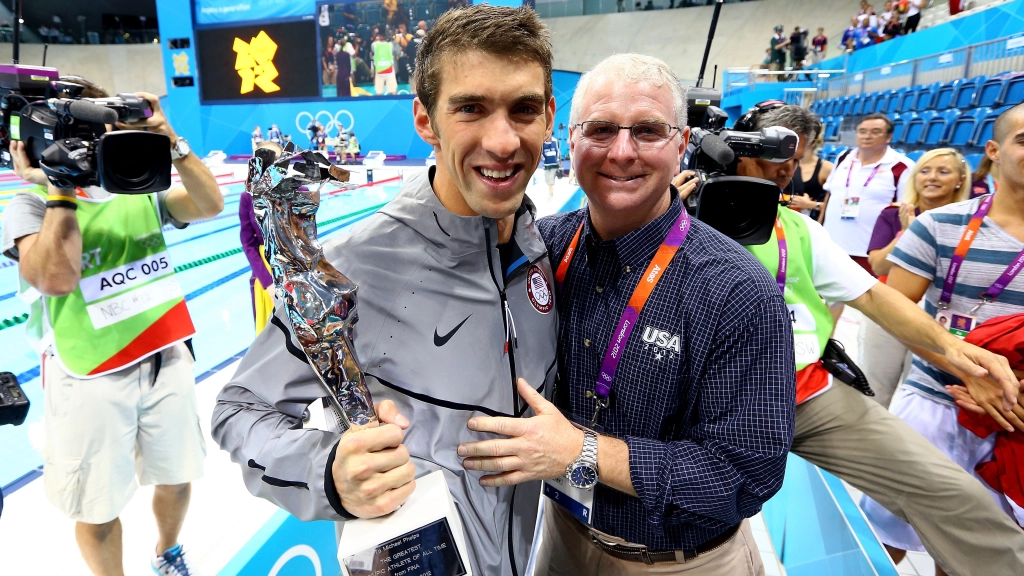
[{"xmin": 151, "ymin": 544, "xmax": 197, "ymax": 576}]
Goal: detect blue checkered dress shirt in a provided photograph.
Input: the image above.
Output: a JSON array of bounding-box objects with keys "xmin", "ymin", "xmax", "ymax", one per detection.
[{"xmin": 537, "ymin": 194, "xmax": 796, "ymax": 551}]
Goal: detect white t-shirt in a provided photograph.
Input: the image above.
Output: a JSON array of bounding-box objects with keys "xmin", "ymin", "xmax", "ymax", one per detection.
[
  {"xmin": 823, "ymin": 147, "xmax": 915, "ymax": 257},
  {"xmin": 798, "ymin": 211, "xmax": 879, "ymax": 303},
  {"xmin": 908, "ymin": 0, "xmax": 924, "ymax": 17}
]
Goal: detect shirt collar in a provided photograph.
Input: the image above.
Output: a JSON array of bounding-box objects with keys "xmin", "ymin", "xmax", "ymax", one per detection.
[
  {"xmin": 581, "ymin": 187, "xmax": 682, "ymax": 271},
  {"xmin": 854, "ymin": 146, "xmax": 895, "ymax": 168}
]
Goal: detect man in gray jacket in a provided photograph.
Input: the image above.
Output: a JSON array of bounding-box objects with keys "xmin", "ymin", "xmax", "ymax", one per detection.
[{"xmin": 212, "ymin": 6, "xmax": 558, "ymax": 576}]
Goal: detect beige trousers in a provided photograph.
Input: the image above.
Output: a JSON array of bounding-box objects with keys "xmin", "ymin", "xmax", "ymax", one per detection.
[
  {"xmin": 534, "ymin": 503, "xmax": 764, "ymax": 575},
  {"xmin": 792, "ymin": 382, "xmax": 1024, "ymax": 576}
]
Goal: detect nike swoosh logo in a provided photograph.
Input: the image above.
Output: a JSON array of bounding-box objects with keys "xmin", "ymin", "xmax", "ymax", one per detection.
[{"xmin": 434, "ymin": 314, "xmax": 472, "ymax": 347}]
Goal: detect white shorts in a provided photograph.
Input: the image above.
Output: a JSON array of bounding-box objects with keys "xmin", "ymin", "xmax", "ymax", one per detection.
[
  {"xmin": 42, "ymin": 342, "xmax": 206, "ymax": 524},
  {"xmin": 544, "ymin": 167, "xmax": 558, "ymax": 186},
  {"xmin": 374, "ymin": 72, "xmax": 397, "ymax": 95},
  {"xmin": 860, "ymin": 387, "xmax": 1013, "ymax": 551}
]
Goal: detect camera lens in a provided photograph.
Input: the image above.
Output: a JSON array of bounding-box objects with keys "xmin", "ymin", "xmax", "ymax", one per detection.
[{"xmin": 96, "ymin": 131, "xmax": 172, "ymax": 194}]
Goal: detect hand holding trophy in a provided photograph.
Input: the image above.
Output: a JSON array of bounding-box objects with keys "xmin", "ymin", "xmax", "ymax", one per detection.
[{"xmin": 248, "ymin": 145, "xmax": 470, "ymax": 576}]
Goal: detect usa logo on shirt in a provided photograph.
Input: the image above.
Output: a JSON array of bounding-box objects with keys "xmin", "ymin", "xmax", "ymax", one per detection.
[{"xmin": 642, "ymin": 326, "xmax": 680, "ymax": 360}]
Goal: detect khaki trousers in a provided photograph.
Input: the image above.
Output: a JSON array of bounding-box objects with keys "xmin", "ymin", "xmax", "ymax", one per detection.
[
  {"xmin": 792, "ymin": 382, "xmax": 1024, "ymax": 576},
  {"xmin": 534, "ymin": 503, "xmax": 764, "ymax": 575}
]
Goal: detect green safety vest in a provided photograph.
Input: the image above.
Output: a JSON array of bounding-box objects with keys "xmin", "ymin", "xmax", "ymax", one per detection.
[
  {"xmin": 23, "ymin": 187, "xmax": 195, "ymax": 378},
  {"xmin": 372, "ymin": 41, "xmax": 394, "ymax": 74},
  {"xmin": 745, "ymin": 207, "xmax": 834, "ymax": 371}
]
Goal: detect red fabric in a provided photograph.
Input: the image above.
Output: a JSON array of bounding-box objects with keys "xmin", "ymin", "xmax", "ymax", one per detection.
[
  {"xmin": 851, "ymin": 255, "xmax": 877, "ymax": 277},
  {"xmin": 949, "ymin": 0, "xmax": 963, "ymax": 16},
  {"xmin": 796, "ymin": 361, "xmax": 831, "ymax": 405},
  {"xmin": 957, "ymin": 313, "xmax": 1024, "ymax": 517}
]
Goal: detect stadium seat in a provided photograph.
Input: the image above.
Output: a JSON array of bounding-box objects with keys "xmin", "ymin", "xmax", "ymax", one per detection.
[
  {"xmin": 977, "ymin": 75, "xmax": 1008, "ymax": 108},
  {"xmin": 898, "ymin": 86, "xmax": 921, "ymax": 113},
  {"xmin": 433, "ymin": 1, "xmax": 449, "ymax": 18},
  {"xmin": 924, "ymin": 109, "xmax": 962, "ymax": 145},
  {"xmin": 965, "ymin": 153, "xmax": 984, "ymax": 172},
  {"xmin": 824, "ymin": 116, "xmax": 842, "ymax": 141},
  {"xmin": 932, "ymin": 80, "xmax": 959, "ymax": 110},
  {"xmin": 903, "ymin": 110, "xmax": 937, "ymax": 145},
  {"xmin": 831, "ymin": 146, "xmax": 850, "ymax": 163},
  {"xmin": 874, "ymin": 91, "xmax": 893, "ymax": 114},
  {"xmin": 840, "ymin": 96, "xmax": 856, "ymax": 117},
  {"xmin": 891, "ymin": 112, "xmax": 910, "ymax": 143},
  {"xmin": 819, "ymin": 143, "xmax": 837, "ymax": 160},
  {"xmin": 947, "ymin": 107, "xmax": 990, "ymax": 147},
  {"xmin": 825, "ymin": 98, "xmax": 839, "ymax": 117},
  {"xmin": 1000, "ymin": 73, "xmax": 1024, "ymax": 106},
  {"xmin": 855, "ymin": 93, "xmax": 875, "ymax": 116},
  {"xmin": 907, "ymin": 150, "xmax": 925, "ymax": 162},
  {"xmin": 952, "ymin": 76, "xmax": 988, "ymax": 109},
  {"xmin": 972, "ymin": 105, "xmax": 1013, "ymax": 146},
  {"xmin": 887, "ymin": 87, "xmax": 908, "ymax": 114},
  {"xmin": 414, "ymin": 1, "xmax": 430, "ymax": 20},
  {"xmin": 364, "ymin": 5, "xmax": 381, "ymax": 25},
  {"xmin": 914, "ymin": 82, "xmax": 942, "ymax": 111}
]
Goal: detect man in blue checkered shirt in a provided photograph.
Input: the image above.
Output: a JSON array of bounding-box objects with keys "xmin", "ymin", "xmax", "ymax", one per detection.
[{"xmin": 458, "ymin": 54, "xmax": 796, "ymax": 574}]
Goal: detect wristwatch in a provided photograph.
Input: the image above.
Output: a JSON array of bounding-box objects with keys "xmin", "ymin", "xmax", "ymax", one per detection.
[
  {"xmin": 170, "ymin": 137, "xmax": 191, "ymax": 161},
  {"xmin": 565, "ymin": 430, "xmax": 599, "ymax": 490}
]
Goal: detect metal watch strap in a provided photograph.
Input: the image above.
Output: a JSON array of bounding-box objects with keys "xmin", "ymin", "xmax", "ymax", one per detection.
[{"xmin": 580, "ymin": 430, "xmax": 598, "ymax": 469}]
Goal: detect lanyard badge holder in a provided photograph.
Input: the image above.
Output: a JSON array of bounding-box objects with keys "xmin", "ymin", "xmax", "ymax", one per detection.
[
  {"xmin": 937, "ymin": 194, "xmax": 1024, "ymax": 339},
  {"xmin": 840, "ymin": 162, "xmax": 882, "ymax": 221}
]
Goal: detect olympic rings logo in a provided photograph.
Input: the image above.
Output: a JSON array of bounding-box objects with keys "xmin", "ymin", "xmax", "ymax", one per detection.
[{"xmin": 295, "ymin": 110, "xmax": 355, "ymax": 136}]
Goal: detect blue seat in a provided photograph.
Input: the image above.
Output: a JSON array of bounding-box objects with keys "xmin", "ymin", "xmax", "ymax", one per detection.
[
  {"xmin": 952, "ymin": 76, "xmax": 988, "ymax": 109},
  {"xmin": 972, "ymin": 105, "xmax": 1013, "ymax": 146},
  {"xmin": 924, "ymin": 109, "xmax": 962, "ymax": 145},
  {"xmin": 932, "ymin": 80, "xmax": 959, "ymax": 110},
  {"xmin": 903, "ymin": 110, "xmax": 937, "ymax": 145},
  {"xmin": 413, "ymin": 2, "xmax": 430, "ymax": 20},
  {"xmin": 824, "ymin": 98, "xmax": 839, "ymax": 117},
  {"xmin": 856, "ymin": 92, "xmax": 877, "ymax": 115},
  {"xmin": 907, "ymin": 150, "xmax": 926, "ymax": 162},
  {"xmin": 890, "ymin": 113, "xmax": 908, "ymax": 143},
  {"xmin": 976, "ymin": 76, "xmax": 1008, "ymax": 108},
  {"xmin": 824, "ymin": 116, "xmax": 842, "ymax": 141},
  {"xmin": 948, "ymin": 107, "xmax": 991, "ymax": 147},
  {"xmin": 887, "ymin": 87, "xmax": 908, "ymax": 114},
  {"xmin": 1000, "ymin": 74, "xmax": 1024, "ymax": 106},
  {"xmin": 965, "ymin": 153, "xmax": 985, "ymax": 172},
  {"xmin": 819, "ymin": 143, "xmax": 837, "ymax": 160},
  {"xmin": 830, "ymin": 145, "xmax": 850, "ymax": 163},
  {"xmin": 914, "ymin": 82, "xmax": 943, "ymax": 111},
  {"xmin": 898, "ymin": 86, "xmax": 921, "ymax": 113},
  {"xmin": 840, "ymin": 96, "xmax": 856, "ymax": 117},
  {"xmin": 432, "ymin": 1, "xmax": 449, "ymax": 18},
  {"xmin": 364, "ymin": 6, "xmax": 381, "ymax": 24},
  {"xmin": 874, "ymin": 91, "xmax": 893, "ymax": 113}
]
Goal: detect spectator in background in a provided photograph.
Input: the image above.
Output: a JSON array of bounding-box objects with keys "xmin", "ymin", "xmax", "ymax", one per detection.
[
  {"xmin": 904, "ymin": 0, "xmax": 924, "ymax": 33},
  {"xmin": 540, "ymin": 133, "xmax": 559, "ymax": 198},
  {"xmin": 394, "ymin": 23, "xmax": 414, "ymax": 85},
  {"xmin": 972, "ymin": 155, "xmax": 998, "ymax": 198},
  {"xmin": 861, "ymin": 106, "xmax": 1024, "ymax": 576},
  {"xmin": 883, "ymin": 12, "xmax": 904, "ymax": 40},
  {"xmin": 417, "ymin": 20, "xmax": 428, "ymax": 34},
  {"xmin": 643, "ymin": 0, "xmax": 655, "ymax": 10},
  {"xmin": 861, "ymin": 149, "xmax": 972, "ymax": 408},
  {"xmin": 372, "ymin": 31, "xmax": 398, "ymax": 95},
  {"xmin": 770, "ymin": 25, "xmax": 790, "ymax": 79},
  {"xmin": 315, "ymin": 126, "xmax": 327, "ymax": 151},
  {"xmin": 881, "ymin": 0, "xmax": 895, "ymax": 22},
  {"xmin": 812, "ymin": 27, "xmax": 828, "ymax": 62},
  {"xmin": 841, "ymin": 17, "xmax": 859, "ymax": 51},
  {"xmin": 266, "ymin": 124, "xmax": 282, "ymax": 145},
  {"xmin": 790, "ymin": 129, "xmax": 834, "ymax": 224},
  {"xmin": 322, "ymin": 37, "xmax": 337, "ymax": 88},
  {"xmin": 341, "ymin": 4, "xmax": 360, "ymax": 29},
  {"xmin": 240, "ymin": 140, "xmax": 283, "ymax": 335},
  {"xmin": 251, "ymin": 125, "xmax": 263, "ymax": 152},
  {"xmin": 789, "ymin": 26, "xmax": 809, "ymax": 70},
  {"xmin": 855, "ymin": 19, "xmax": 880, "ymax": 50},
  {"xmin": 823, "ymin": 113, "xmax": 915, "ymax": 275},
  {"xmin": 344, "ymin": 132, "xmax": 360, "ymax": 164},
  {"xmin": 337, "ymin": 39, "xmax": 353, "ymax": 97}
]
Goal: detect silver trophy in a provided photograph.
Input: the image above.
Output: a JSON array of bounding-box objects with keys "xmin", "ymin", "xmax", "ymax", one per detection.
[{"xmin": 248, "ymin": 145, "xmax": 376, "ymax": 430}]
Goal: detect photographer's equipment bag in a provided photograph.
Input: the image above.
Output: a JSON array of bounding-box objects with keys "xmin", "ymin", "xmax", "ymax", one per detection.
[{"xmin": 0, "ymin": 372, "xmax": 29, "ymax": 426}]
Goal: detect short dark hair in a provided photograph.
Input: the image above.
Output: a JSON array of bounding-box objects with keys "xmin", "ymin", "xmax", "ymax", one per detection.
[
  {"xmin": 753, "ymin": 104, "xmax": 821, "ymax": 147},
  {"xmin": 992, "ymin": 102, "xmax": 1024, "ymax": 144},
  {"xmin": 58, "ymin": 75, "xmax": 109, "ymax": 98},
  {"xmin": 413, "ymin": 5, "xmax": 552, "ymax": 119},
  {"xmin": 858, "ymin": 113, "xmax": 894, "ymax": 134}
]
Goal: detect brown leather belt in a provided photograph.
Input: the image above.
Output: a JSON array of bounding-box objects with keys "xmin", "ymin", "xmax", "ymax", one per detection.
[{"xmin": 586, "ymin": 523, "xmax": 741, "ymax": 565}]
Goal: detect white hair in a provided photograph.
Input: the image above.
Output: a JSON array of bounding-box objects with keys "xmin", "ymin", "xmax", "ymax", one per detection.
[{"xmin": 569, "ymin": 53, "xmax": 687, "ymax": 128}]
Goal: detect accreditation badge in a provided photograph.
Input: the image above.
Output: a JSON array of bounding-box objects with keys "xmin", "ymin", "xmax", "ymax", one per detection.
[
  {"xmin": 935, "ymin": 309, "xmax": 975, "ymax": 339},
  {"xmin": 840, "ymin": 196, "xmax": 861, "ymax": 220},
  {"xmin": 543, "ymin": 476, "xmax": 595, "ymax": 525}
]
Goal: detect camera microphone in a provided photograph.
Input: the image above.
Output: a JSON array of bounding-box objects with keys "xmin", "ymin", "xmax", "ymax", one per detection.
[
  {"xmin": 67, "ymin": 100, "xmax": 119, "ymax": 125},
  {"xmin": 49, "ymin": 99, "xmax": 119, "ymax": 125},
  {"xmin": 698, "ymin": 132, "xmax": 736, "ymax": 167}
]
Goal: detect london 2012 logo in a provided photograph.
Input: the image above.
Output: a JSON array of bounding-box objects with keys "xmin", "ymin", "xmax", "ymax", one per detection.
[{"xmin": 233, "ymin": 30, "xmax": 280, "ymax": 95}]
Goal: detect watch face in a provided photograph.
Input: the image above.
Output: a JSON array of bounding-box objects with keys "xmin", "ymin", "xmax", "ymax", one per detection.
[
  {"xmin": 176, "ymin": 139, "xmax": 190, "ymax": 156},
  {"xmin": 570, "ymin": 465, "xmax": 598, "ymax": 488}
]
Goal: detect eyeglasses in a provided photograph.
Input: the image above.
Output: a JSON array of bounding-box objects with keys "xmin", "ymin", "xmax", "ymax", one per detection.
[
  {"xmin": 856, "ymin": 128, "xmax": 888, "ymax": 136},
  {"xmin": 573, "ymin": 121, "xmax": 681, "ymax": 147}
]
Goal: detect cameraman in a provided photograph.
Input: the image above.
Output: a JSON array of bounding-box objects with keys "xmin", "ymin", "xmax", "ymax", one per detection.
[
  {"xmin": 1, "ymin": 84, "xmax": 221, "ymax": 576},
  {"xmin": 673, "ymin": 104, "xmax": 1024, "ymax": 575}
]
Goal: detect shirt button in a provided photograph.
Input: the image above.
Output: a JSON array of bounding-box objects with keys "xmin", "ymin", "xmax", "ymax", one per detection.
[
  {"xmin": 625, "ymin": 266, "xmax": 631, "ymax": 274},
  {"xmin": 584, "ymin": 338, "xmax": 591, "ymax": 347},
  {"xmin": 595, "ymin": 285, "xmax": 604, "ymax": 293}
]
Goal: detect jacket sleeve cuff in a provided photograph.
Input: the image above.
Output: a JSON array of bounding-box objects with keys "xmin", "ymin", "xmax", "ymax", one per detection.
[
  {"xmin": 624, "ymin": 435, "xmax": 668, "ymax": 522},
  {"xmin": 325, "ymin": 440, "xmax": 358, "ymax": 520}
]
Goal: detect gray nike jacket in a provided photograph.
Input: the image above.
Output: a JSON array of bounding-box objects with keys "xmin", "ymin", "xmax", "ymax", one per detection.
[{"xmin": 211, "ymin": 167, "xmax": 559, "ymax": 576}]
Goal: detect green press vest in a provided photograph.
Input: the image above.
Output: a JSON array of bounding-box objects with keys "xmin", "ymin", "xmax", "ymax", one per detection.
[
  {"xmin": 26, "ymin": 187, "xmax": 195, "ymax": 378},
  {"xmin": 372, "ymin": 41, "xmax": 394, "ymax": 73},
  {"xmin": 745, "ymin": 207, "xmax": 834, "ymax": 371}
]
